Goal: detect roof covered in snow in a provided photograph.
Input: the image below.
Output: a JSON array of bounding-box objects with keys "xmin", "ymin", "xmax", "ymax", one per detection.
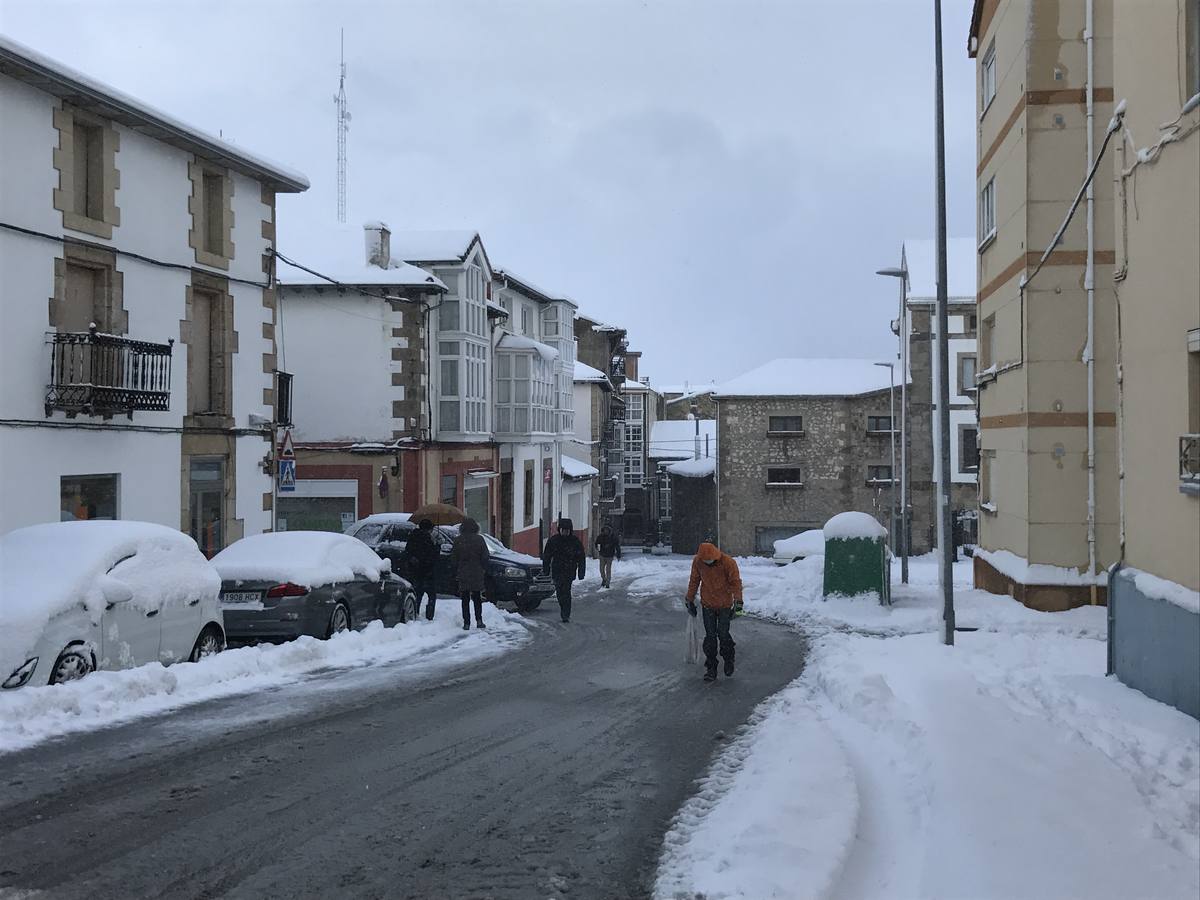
[
  {"xmin": 574, "ymin": 361, "xmax": 610, "ymax": 384},
  {"xmin": 666, "ymin": 457, "xmax": 716, "ymax": 478},
  {"xmin": 494, "ymin": 269, "xmax": 575, "ymax": 306},
  {"xmin": 388, "ymin": 230, "xmax": 482, "ymax": 265},
  {"xmin": 0, "ymin": 35, "xmax": 308, "ymax": 192},
  {"xmin": 275, "ymin": 221, "xmax": 447, "ymax": 291},
  {"xmin": 661, "ymin": 382, "xmax": 717, "ymax": 401},
  {"xmin": 561, "ymin": 456, "xmax": 599, "ymax": 480},
  {"xmin": 497, "ymin": 332, "xmax": 558, "ymax": 360},
  {"xmin": 649, "ymin": 420, "xmax": 717, "ymax": 460},
  {"xmin": 714, "ymin": 359, "xmax": 903, "ymax": 398},
  {"xmin": 901, "ymin": 238, "xmax": 978, "ymax": 301}
]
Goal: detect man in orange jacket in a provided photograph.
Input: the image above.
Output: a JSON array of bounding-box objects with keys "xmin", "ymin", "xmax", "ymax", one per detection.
[{"xmin": 685, "ymin": 542, "xmax": 744, "ymax": 682}]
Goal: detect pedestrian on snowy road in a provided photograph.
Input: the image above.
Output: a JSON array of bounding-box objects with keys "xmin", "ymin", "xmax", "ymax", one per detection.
[
  {"xmin": 542, "ymin": 518, "xmax": 586, "ymax": 623},
  {"xmin": 451, "ymin": 517, "xmax": 489, "ymax": 630},
  {"xmin": 401, "ymin": 518, "xmax": 440, "ymax": 620},
  {"xmin": 595, "ymin": 524, "xmax": 621, "ymax": 589},
  {"xmin": 684, "ymin": 542, "xmax": 744, "ymax": 682}
]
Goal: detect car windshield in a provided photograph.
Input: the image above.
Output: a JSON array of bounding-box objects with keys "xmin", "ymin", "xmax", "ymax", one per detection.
[{"xmin": 481, "ymin": 533, "xmax": 506, "ymax": 554}]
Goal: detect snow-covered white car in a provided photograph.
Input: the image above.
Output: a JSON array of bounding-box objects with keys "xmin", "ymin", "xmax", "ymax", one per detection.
[
  {"xmin": 0, "ymin": 521, "xmax": 225, "ymax": 690},
  {"xmin": 772, "ymin": 529, "xmax": 825, "ymax": 566}
]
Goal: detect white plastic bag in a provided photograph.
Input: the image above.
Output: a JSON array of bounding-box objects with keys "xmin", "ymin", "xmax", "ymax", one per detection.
[{"xmin": 684, "ymin": 612, "xmax": 702, "ymax": 664}]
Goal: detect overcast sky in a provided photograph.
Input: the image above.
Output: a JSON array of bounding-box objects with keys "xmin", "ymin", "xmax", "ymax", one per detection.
[{"xmin": 2, "ymin": 0, "xmax": 978, "ymax": 386}]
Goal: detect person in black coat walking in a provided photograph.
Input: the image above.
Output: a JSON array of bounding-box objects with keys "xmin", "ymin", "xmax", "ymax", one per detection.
[
  {"xmin": 451, "ymin": 517, "xmax": 490, "ymax": 630},
  {"xmin": 401, "ymin": 519, "xmax": 440, "ymax": 620},
  {"xmin": 594, "ymin": 524, "xmax": 621, "ymax": 589},
  {"xmin": 542, "ymin": 518, "xmax": 586, "ymax": 623}
]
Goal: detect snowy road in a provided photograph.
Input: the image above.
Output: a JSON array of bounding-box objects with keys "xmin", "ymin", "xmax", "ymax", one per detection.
[{"xmin": 0, "ymin": 577, "xmax": 806, "ymax": 899}]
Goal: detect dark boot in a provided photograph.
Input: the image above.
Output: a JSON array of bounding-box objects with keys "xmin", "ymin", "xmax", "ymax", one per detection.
[
  {"xmin": 724, "ymin": 657, "xmax": 735, "ymax": 677},
  {"xmin": 703, "ymin": 668, "xmax": 717, "ymax": 682},
  {"xmin": 462, "ymin": 621, "xmax": 470, "ymax": 631},
  {"xmin": 476, "ymin": 620, "xmax": 486, "ymax": 629}
]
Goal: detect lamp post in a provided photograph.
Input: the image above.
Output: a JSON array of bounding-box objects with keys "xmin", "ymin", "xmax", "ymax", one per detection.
[
  {"xmin": 876, "ymin": 264, "xmax": 909, "ymax": 584},
  {"xmin": 874, "ymin": 361, "xmax": 898, "ymax": 557}
]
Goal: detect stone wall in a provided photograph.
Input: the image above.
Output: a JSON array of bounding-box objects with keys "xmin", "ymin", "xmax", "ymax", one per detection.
[
  {"xmin": 716, "ymin": 392, "xmax": 903, "ymax": 557},
  {"xmin": 663, "ymin": 391, "xmax": 716, "ymax": 421}
]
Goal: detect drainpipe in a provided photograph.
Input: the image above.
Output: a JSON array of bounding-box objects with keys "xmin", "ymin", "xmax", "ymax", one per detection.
[{"xmin": 1084, "ymin": 0, "xmax": 1098, "ymax": 603}]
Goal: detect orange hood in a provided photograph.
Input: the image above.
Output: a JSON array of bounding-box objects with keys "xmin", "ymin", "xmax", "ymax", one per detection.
[{"xmin": 697, "ymin": 542, "xmax": 722, "ymax": 563}]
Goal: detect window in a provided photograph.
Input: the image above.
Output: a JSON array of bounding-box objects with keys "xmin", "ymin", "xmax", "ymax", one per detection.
[
  {"xmin": 62, "ymin": 261, "xmax": 109, "ymax": 332},
  {"xmin": 980, "ymin": 178, "xmax": 996, "ymax": 244},
  {"xmin": 768, "ymin": 415, "xmax": 803, "ymax": 434},
  {"xmin": 624, "ymin": 454, "xmax": 644, "ymax": 487},
  {"xmin": 625, "ymin": 391, "xmax": 644, "ymax": 422},
  {"xmin": 624, "ymin": 422, "xmax": 644, "ymax": 454},
  {"xmin": 440, "ymin": 474, "xmax": 458, "ymax": 505},
  {"xmin": 441, "ymin": 359, "xmax": 459, "ymax": 397},
  {"xmin": 496, "ymin": 349, "xmax": 554, "ymax": 435},
  {"xmin": 980, "ymin": 451, "xmax": 994, "ymax": 511},
  {"xmin": 766, "ymin": 467, "xmax": 804, "ymax": 486},
  {"xmin": 72, "ymin": 121, "xmax": 103, "ymax": 220},
  {"xmin": 188, "ymin": 458, "xmax": 224, "ymax": 558},
  {"xmin": 439, "ymin": 400, "xmax": 460, "ymax": 432},
  {"xmin": 659, "ymin": 473, "xmax": 672, "ymax": 519},
  {"xmin": 60, "ymin": 473, "xmax": 118, "ymax": 521},
  {"xmin": 202, "ymin": 172, "xmax": 224, "ymax": 255},
  {"xmin": 542, "ymin": 304, "xmax": 562, "ymax": 338},
  {"xmin": 960, "ymin": 426, "xmax": 980, "ymax": 472},
  {"xmin": 521, "ymin": 306, "xmax": 533, "ymax": 335},
  {"xmin": 867, "ymin": 464, "xmax": 894, "ymax": 483},
  {"xmin": 188, "ymin": 287, "xmax": 227, "ymax": 415},
  {"xmin": 981, "ymin": 314, "xmax": 996, "ymax": 370},
  {"xmin": 440, "ymin": 300, "xmax": 460, "ymax": 331},
  {"xmin": 959, "ymin": 354, "xmax": 978, "ymax": 394},
  {"xmin": 523, "ymin": 462, "xmax": 535, "ymax": 527},
  {"xmin": 867, "ymin": 415, "xmax": 894, "ymax": 433},
  {"xmin": 981, "ymin": 40, "xmax": 997, "ymax": 113}
]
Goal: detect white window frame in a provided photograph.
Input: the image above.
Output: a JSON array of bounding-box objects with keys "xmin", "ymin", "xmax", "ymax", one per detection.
[
  {"xmin": 980, "ymin": 177, "xmax": 996, "ymax": 248},
  {"xmin": 981, "ymin": 40, "xmax": 997, "ymax": 115}
]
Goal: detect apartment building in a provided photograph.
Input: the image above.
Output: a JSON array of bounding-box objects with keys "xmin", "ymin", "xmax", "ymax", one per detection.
[
  {"xmin": 570, "ymin": 360, "xmax": 613, "ymax": 546},
  {"xmin": 714, "ymin": 359, "xmax": 903, "ymax": 557},
  {"xmin": 1105, "ymin": 0, "xmax": 1199, "ymax": 717},
  {"xmin": 968, "ymin": 0, "xmax": 1118, "ymax": 610},
  {"xmin": 618, "ymin": 356, "xmax": 664, "ymax": 544},
  {"xmin": 0, "ymin": 37, "xmax": 308, "ymax": 552},
  {"xmin": 574, "ymin": 313, "xmax": 629, "ymax": 536}
]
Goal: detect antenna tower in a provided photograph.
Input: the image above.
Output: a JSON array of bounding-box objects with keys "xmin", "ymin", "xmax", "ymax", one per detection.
[{"xmin": 334, "ymin": 29, "xmax": 350, "ymax": 222}]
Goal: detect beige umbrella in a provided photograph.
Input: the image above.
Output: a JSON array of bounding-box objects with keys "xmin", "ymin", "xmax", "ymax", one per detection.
[{"xmin": 409, "ymin": 502, "xmax": 468, "ymax": 526}]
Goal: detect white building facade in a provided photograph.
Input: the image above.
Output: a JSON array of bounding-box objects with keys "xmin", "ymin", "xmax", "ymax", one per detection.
[{"xmin": 0, "ymin": 37, "xmax": 307, "ymax": 552}]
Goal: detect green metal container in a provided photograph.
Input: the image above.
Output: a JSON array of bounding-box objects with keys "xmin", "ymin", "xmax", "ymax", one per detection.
[{"xmin": 822, "ymin": 512, "xmax": 891, "ymax": 604}]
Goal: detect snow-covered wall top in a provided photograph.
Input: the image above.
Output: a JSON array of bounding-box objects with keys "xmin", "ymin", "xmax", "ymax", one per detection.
[
  {"xmin": 667, "ymin": 457, "xmax": 716, "ymax": 478},
  {"xmin": 824, "ymin": 511, "xmax": 887, "ymax": 540},
  {"xmin": 574, "ymin": 361, "xmax": 609, "ymax": 383},
  {"xmin": 902, "ymin": 237, "xmax": 977, "ymax": 300}
]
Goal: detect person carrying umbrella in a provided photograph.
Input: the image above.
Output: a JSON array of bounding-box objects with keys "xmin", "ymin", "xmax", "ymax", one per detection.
[
  {"xmin": 451, "ymin": 517, "xmax": 489, "ymax": 630},
  {"xmin": 542, "ymin": 518, "xmax": 586, "ymax": 623},
  {"xmin": 684, "ymin": 542, "xmax": 744, "ymax": 682},
  {"xmin": 401, "ymin": 518, "xmax": 439, "ymax": 620}
]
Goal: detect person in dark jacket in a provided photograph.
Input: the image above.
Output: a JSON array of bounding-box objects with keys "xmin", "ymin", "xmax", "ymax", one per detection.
[
  {"xmin": 401, "ymin": 519, "xmax": 440, "ymax": 620},
  {"xmin": 595, "ymin": 525, "xmax": 621, "ymax": 589},
  {"xmin": 542, "ymin": 518, "xmax": 586, "ymax": 623},
  {"xmin": 451, "ymin": 517, "xmax": 490, "ymax": 630}
]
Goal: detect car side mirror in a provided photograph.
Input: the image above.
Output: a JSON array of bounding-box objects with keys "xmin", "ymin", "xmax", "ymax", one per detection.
[{"xmin": 99, "ymin": 575, "xmax": 133, "ymax": 608}]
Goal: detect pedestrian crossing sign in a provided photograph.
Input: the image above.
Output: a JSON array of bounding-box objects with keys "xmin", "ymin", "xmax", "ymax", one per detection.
[{"xmin": 278, "ymin": 458, "xmax": 296, "ymax": 492}]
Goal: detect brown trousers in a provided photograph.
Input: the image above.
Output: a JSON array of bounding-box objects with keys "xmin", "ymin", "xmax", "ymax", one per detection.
[{"xmin": 599, "ymin": 556, "xmax": 614, "ymax": 584}]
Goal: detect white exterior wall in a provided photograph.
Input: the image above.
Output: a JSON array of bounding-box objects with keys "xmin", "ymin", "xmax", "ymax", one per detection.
[
  {"xmin": 566, "ymin": 381, "xmax": 595, "ymax": 463},
  {"xmin": 279, "ymin": 291, "xmax": 399, "ymax": 442},
  {"xmin": 0, "ymin": 73, "xmax": 278, "ymax": 536}
]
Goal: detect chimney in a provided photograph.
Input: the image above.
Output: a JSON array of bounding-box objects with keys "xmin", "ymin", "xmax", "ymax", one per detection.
[
  {"xmin": 625, "ymin": 351, "xmax": 641, "ymax": 382},
  {"xmin": 363, "ymin": 221, "xmax": 391, "ymax": 268}
]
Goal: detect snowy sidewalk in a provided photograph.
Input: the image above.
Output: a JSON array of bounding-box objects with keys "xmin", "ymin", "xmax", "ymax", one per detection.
[
  {"xmin": 627, "ymin": 553, "xmax": 1200, "ymax": 900},
  {"xmin": 0, "ymin": 609, "xmax": 529, "ymax": 755}
]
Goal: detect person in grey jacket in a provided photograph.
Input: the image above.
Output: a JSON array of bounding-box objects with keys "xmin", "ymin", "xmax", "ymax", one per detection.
[{"xmin": 451, "ymin": 517, "xmax": 490, "ymax": 630}]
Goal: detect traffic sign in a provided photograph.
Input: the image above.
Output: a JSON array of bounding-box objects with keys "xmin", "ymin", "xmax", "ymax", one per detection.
[
  {"xmin": 279, "ymin": 429, "xmax": 295, "ymax": 459},
  {"xmin": 278, "ymin": 458, "xmax": 296, "ymax": 492}
]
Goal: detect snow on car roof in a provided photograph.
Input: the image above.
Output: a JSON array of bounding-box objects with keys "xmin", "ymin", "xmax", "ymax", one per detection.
[
  {"xmin": 774, "ymin": 530, "xmax": 825, "ymax": 557},
  {"xmin": 352, "ymin": 513, "xmax": 413, "ymax": 529},
  {"xmin": 212, "ymin": 531, "xmax": 387, "ymax": 589},
  {"xmin": 714, "ymin": 358, "xmax": 903, "ymax": 398},
  {"xmin": 0, "ymin": 521, "xmax": 218, "ymax": 671}
]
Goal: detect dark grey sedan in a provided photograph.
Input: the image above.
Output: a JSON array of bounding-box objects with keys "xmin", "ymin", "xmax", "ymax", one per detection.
[{"xmin": 211, "ymin": 532, "xmax": 418, "ymax": 643}]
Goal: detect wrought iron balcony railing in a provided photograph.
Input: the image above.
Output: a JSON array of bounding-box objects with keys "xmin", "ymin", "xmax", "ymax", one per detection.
[
  {"xmin": 1181, "ymin": 434, "xmax": 1200, "ymax": 491},
  {"xmin": 46, "ymin": 327, "xmax": 173, "ymax": 418}
]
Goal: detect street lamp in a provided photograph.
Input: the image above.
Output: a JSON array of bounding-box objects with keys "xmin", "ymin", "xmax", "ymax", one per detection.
[
  {"xmin": 874, "ymin": 361, "xmax": 898, "ymax": 559},
  {"xmin": 877, "ymin": 265, "xmax": 909, "ymax": 584}
]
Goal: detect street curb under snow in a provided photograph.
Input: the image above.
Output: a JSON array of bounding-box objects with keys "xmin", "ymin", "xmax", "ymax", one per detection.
[
  {"xmin": 654, "ymin": 677, "xmax": 860, "ymax": 900},
  {"xmin": 0, "ymin": 612, "xmax": 530, "ymax": 756}
]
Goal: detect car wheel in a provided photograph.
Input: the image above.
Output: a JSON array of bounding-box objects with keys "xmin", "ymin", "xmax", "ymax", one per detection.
[
  {"xmin": 49, "ymin": 646, "xmax": 94, "ymax": 684},
  {"xmin": 189, "ymin": 624, "xmax": 226, "ymax": 662},
  {"xmin": 400, "ymin": 591, "xmax": 418, "ymax": 624},
  {"xmin": 327, "ymin": 602, "xmax": 351, "ymax": 638}
]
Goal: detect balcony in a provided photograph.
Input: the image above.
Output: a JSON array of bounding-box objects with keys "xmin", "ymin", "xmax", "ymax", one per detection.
[
  {"xmin": 1181, "ymin": 434, "xmax": 1200, "ymax": 495},
  {"xmin": 46, "ymin": 328, "xmax": 173, "ymax": 418}
]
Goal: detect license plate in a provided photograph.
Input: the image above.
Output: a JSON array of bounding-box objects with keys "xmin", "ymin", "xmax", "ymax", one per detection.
[{"xmin": 222, "ymin": 591, "xmax": 262, "ymax": 604}]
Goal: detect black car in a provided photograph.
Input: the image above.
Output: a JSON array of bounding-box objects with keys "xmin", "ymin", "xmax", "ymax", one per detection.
[{"xmin": 345, "ymin": 515, "xmax": 555, "ymax": 612}]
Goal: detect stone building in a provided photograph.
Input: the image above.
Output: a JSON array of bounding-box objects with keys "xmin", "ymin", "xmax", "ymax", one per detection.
[
  {"xmin": 661, "ymin": 384, "xmax": 717, "ymax": 421},
  {"xmin": 714, "ymin": 359, "xmax": 908, "ymax": 557},
  {"xmin": 0, "ymin": 36, "xmax": 308, "ymax": 552},
  {"xmin": 574, "ymin": 313, "xmax": 629, "ymax": 534}
]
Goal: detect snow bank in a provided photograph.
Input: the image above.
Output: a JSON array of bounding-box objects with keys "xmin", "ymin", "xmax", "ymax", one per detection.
[
  {"xmin": 211, "ymin": 531, "xmax": 387, "ymax": 588},
  {"xmin": 773, "ymin": 529, "xmax": 824, "ymax": 559},
  {"xmin": 824, "ymin": 511, "xmax": 887, "ymax": 540},
  {"xmin": 666, "ymin": 457, "xmax": 715, "ymax": 478},
  {"xmin": 1128, "ymin": 566, "xmax": 1200, "ymax": 615},
  {"xmin": 654, "ymin": 680, "xmax": 859, "ymax": 900},
  {"xmin": 0, "ymin": 610, "xmax": 529, "ymax": 755},
  {"xmin": 976, "ymin": 547, "xmax": 1108, "ymax": 586},
  {"xmin": 0, "ymin": 521, "xmax": 219, "ymax": 668}
]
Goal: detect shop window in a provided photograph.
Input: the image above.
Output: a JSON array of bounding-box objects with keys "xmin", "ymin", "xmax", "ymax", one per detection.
[
  {"xmin": 524, "ymin": 461, "xmax": 535, "ymax": 527},
  {"xmin": 189, "ymin": 458, "xmax": 225, "ymax": 558},
  {"xmin": 60, "ymin": 473, "xmax": 118, "ymax": 521},
  {"xmin": 440, "ymin": 474, "xmax": 458, "ymax": 505}
]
